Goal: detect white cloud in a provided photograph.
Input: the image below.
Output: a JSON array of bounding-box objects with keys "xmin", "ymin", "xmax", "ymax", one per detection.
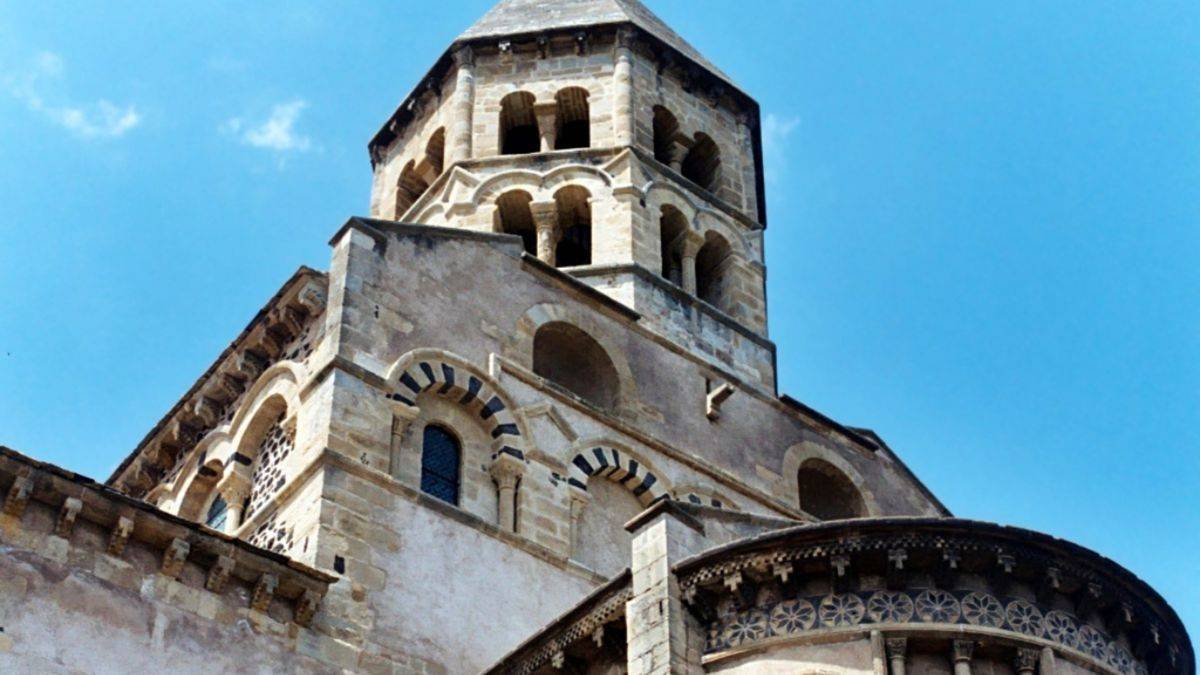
[
  {"xmin": 223, "ymin": 100, "xmax": 312, "ymax": 153},
  {"xmin": 4, "ymin": 50, "xmax": 141, "ymax": 140},
  {"xmin": 762, "ymin": 113, "xmax": 801, "ymax": 185}
]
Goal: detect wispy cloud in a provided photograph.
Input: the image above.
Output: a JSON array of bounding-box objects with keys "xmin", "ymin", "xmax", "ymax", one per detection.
[
  {"xmin": 4, "ymin": 51, "xmax": 141, "ymax": 140},
  {"xmin": 762, "ymin": 113, "xmax": 801, "ymax": 185},
  {"xmin": 221, "ymin": 100, "xmax": 312, "ymax": 153}
]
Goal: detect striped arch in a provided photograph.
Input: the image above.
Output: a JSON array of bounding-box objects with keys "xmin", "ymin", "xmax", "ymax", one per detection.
[
  {"xmin": 385, "ymin": 349, "xmax": 527, "ymax": 460},
  {"xmin": 567, "ymin": 445, "xmax": 670, "ymax": 506},
  {"xmin": 673, "ymin": 485, "xmax": 740, "ymax": 511}
]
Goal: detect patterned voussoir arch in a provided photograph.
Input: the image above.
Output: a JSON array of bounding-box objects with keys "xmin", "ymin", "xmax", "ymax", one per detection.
[
  {"xmin": 567, "ymin": 445, "xmax": 670, "ymax": 506},
  {"xmin": 386, "ymin": 350, "xmax": 527, "ymax": 459}
]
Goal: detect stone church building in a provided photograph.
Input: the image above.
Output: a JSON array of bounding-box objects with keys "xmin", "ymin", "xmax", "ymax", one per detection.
[{"xmin": 0, "ymin": 1, "xmax": 1191, "ymax": 673}]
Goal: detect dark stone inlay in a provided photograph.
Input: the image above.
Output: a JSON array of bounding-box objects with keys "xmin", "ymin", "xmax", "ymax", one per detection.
[
  {"xmin": 491, "ymin": 423, "xmax": 520, "ymax": 438},
  {"xmin": 438, "ymin": 364, "xmax": 456, "ymax": 394},
  {"xmin": 459, "ymin": 376, "xmax": 482, "ymax": 405},
  {"xmin": 400, "ymin": 372, "xmax": 422, "ymax": 394},
  {"xmin": 573, "ymin": 455, "xmax": 596, "ymax": 476},
  {"xmin": 480, "ymin": 396, "xmax": 504, "ymax": 420},
  {"xmin": 418, "ymin": 362, "xmax": 436, "ymax": 387}
]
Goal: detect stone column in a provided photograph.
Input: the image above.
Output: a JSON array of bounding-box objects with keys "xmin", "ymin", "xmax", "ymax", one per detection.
[
  {"xmin": 1040, "ymin": 647, "xmax": 1058, "ymax": 674},
  {"xmin": 490, "ymin": 453, "xmax": 524, "ymax": 533},
  {"xmin": 448, "ymin": 46, "xmax": 475, "ymax": 165},
  {"xmin": 886, "ymin": 637, "xmax": 908, "ymax": 675},
  {"xmin": 625, "ymin": 503, "xmax": 707, "ymax": 675},
  {"xmin": 217, "ymin": 473, "xmax": 251, "ymax": 535},
  {"xmin": 952, "ymin": 640, "xmax": 975, "ymax": 675},
  {"xmin": 679, "ymin": 231, "xmax": 704, "ymax": 295},
  {"xmin": 613, "ymin": 29, "xmax": 635, "ymax": 146},
  {"xmin": 1014, "ymin": 648, "xmax": 1039, "ymax": 675},
  {"xmin": 668, "ymin": 138, "xmax": 690, "ymax": 173},
  {"xmin": 534, "ymin": 102, "xmax": 558, "ymax": 152},
  {"xmin": 530, "ymin": 200, "xmax": 560, "ymax": 266}
]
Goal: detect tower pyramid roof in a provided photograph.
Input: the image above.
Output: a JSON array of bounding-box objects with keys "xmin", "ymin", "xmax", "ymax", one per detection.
[{"xmin": 459, "ymin": 0, "xmax": 735, "ymax": 87}]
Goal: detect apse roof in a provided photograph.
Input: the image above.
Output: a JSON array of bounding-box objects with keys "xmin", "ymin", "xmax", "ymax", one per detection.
[{"xmin": 457, "ymin": 0, "xmax": 737, "ymax": 88}]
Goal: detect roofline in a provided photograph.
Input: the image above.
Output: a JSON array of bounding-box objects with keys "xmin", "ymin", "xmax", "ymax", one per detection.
[
  {"xmin": 672, "ymin": 516, "xmax": 1193, "ymax": 668},
  {"xmin": 105, "ymin": 266, "xmax": 327, "ymax": 486},
  {"xmin": 848, "ymin": 425, "xmax": 953, "ymax": 517}
]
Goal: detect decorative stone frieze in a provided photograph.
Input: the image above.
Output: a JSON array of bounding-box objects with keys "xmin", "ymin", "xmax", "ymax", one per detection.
[{"xmin": 675, "ymin": 519, "xmax": 1190, "ymax": 675}]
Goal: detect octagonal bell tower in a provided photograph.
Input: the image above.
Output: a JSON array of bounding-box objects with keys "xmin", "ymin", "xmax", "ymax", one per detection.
[{"xmin": 368, "ymin": 0, "xmax": 775, "ymax": 390}]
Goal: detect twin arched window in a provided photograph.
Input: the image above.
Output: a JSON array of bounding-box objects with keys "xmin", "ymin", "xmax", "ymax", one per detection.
[{"xmin": 420, "ymin": 424, "xmax": 461, "ymax": 505}]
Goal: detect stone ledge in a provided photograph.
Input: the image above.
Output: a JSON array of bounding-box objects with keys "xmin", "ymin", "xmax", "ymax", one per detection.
[{"xmin": 1, "ymin": 445, "xmax": 335, "ymax": 626}]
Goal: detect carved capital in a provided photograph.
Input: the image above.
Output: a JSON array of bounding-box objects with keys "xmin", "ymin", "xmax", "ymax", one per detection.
[
  {"xmin": 217, "ymin": 472, "xmax": 252, "ymax": 505},
  {"xmin": 489, "ymin": 452, "xmax": 525, "ymax": 490},
  {"xmin": 1014, "ymin": 648, "xmax": 1039, "ymax": 673},
  {"xmin": 615, "ymin": 27, "xmax": 636, "ymax": 51},
  {"xmin": 952, "ymin": 639, "xmax": 975, "ymax": 663},
  {"xmin": 453, "ymin": 45, "xmax": 475, "ymax": 68},
  {"xmin": 885, "ymin": 637, "xmax": 908, "ymax": 660},
  {"xmin": 161, "ymin": 537, "xmax": 190, "ymax": 579}
]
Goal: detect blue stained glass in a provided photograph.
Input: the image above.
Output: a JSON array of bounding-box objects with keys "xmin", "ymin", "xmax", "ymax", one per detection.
[{"xmin": 421, "ymin": 425, "xmax": 460, "ymax": 505}]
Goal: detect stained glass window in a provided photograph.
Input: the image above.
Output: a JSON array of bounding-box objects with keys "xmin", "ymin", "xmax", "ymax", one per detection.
[
  {"xmin": 205, "ymin": 494, "xmax": 228, "ymax": 531},
  {"xmin": 420, "ymin": 424, "xmax": 460, "ymax": 505}
]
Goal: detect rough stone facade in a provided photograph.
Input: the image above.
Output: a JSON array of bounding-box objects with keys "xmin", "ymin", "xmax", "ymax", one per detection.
[{"xmin": 0, "ymin": 1, "xmax": 1191, "ymax": 674}]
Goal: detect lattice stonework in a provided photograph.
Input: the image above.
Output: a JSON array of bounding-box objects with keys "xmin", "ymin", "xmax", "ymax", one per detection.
[
  {"xmin": 706, "ymin": 590, "xmax": 1146, "ymax": 675},
  {"xmin": 247, "ymin": 416, "xmax": 294, "ymax": 519}
]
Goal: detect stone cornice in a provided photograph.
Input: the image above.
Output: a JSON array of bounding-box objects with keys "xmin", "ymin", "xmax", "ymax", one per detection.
[
  {"xmin": 1, "ymin": 445, "xmax": 335, "ymax": 625},
  {"xmin": 106, "ymin": 267, "xmax": 328, "ymax": 497},
  {"xmin": 482, "ymin": 570, "xmax": 633, "ymax": 675},
  {"xmin": 673, "ymin": 518, "xmax": 1192, "ymax": 675}
]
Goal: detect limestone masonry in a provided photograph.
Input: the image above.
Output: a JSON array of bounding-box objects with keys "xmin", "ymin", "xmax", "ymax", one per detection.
[{"xmin": 0, "ymin": 1, "xmax": 1192, "ymax": 673}]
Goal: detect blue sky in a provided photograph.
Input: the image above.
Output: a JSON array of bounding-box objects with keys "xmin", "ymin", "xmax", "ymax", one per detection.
[{"xmin": 1, "ymin": 0, "xmax": 1196, "ymax": 641}]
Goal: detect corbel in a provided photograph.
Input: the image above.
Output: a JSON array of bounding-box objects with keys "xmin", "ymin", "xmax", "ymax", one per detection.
[
  {"xmin": 294, "ymin": 589, "xmax": 322, "ymax": 627},
  {"xmin": 886, "ymin": 547, "xmax": 909, "ymax": 589},
  {"xmin": 1075, "ymin": 581, "xmax": 1105, "ymax": 619},
  {"xmin": 1037, "ymin": 566, "xmax": 1063, "ymax": 603},
  {"xmin": 3, "ymin": 474, "xmax": 32, "ymax": 517},
  {"xmin": 161, "ymin": 537, "xmax": 190, "ymax": 579},
  {"xmin": 190, "ymin": 395, "xmax": 223, "ymax": 427},
  {"xmin": 830, "ymin": 554, "xmax": 853, "ymax": 593},
  {"xmin": 705, "ymin": 381, "xmax": 735, "ymax": 421},
  {"xmin": 573, "ymin": 30, "xmax": 588, "ymax": 55},
  {"xmin": 107, "ymin": 515, "xmax": 135, "ymax": 556},
  {"xmin": 54, "ymin": 497, "xmax": 82, "ymax": 537},
  {"xmin": 251, "ymin": 573, "xmax": 278, "ymax": 612},
  {"xmin": 236, "ymin": 349, "xmax": 269, "ymax": 381},
  {"xmin": 536, "ymin": 34, "xmax": 550, "ymax": 59},
  {"xmin": 206, "ymin": 554, "xmax": 235, "ymax": 593},
  {"xmin": 551, "ymin": 650, "xmax": 565, "ymax": 669},
  {"xmin": 169, "ymin": 418, "xmax": 202, "ymax": 449},
  {"xmin": 294, "ymin": 278, "xmax": 327, "ymax": 316}
]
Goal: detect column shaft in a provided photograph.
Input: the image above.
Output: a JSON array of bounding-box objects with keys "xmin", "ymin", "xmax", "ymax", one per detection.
[
  {"xmin": 449, "ymin": 47, "xmax": 475, "ymax": 165},
  {"xmin": 613, "ymin": 30, "xmax": 635, "ymax": 146}
]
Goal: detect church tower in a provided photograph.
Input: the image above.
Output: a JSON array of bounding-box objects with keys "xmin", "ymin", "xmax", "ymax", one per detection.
[
  {"xmin": 32, "ymin": 2, "xmax": 1181, "ymax": 674},
  {"xmin": 367, "ymin": 0, "xmax": 774, "ymax": 389}
]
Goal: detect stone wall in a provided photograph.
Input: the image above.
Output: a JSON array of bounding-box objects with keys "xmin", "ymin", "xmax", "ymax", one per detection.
[{"xmin": 0, "ymin": 447, "xmax": 339, "ymax": 673}]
